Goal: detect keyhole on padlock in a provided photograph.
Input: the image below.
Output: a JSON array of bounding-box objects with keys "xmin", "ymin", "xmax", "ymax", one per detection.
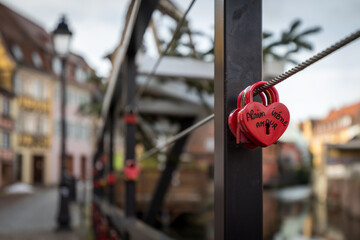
[{"xmin": 265, "ymin": 123, "xmax": 270, "ymax": 135}]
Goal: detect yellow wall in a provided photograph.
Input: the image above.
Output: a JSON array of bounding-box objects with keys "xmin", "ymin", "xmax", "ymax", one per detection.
[
  {"xmin": 0, "ymin": 38, "xmax": 15, "ymax": 91},
  {"xmin": 14, "ymin": 67, "xmax": 54, "ymax": 185}
]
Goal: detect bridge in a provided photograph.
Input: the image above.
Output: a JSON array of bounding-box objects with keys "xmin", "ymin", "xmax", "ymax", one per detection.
[{"xmin": 91, "ymin": 0, "xmax": 263, "ymax": 239}]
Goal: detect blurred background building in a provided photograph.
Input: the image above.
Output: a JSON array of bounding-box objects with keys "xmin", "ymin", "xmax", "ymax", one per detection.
[
  {"xmin": 0, "ymin": 3, "xmax": 96, "ymax": 187},
  {"xmin": 300, "ymin": 101, "xmax": 360, "ymax": 217}
]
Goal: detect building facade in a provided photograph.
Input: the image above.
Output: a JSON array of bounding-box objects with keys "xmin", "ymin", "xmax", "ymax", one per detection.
[
  {"xmin": 14, "ymin": 67, "xmax": 53, "ymax": 185},
  {"xmin": 51, "ymin": 53, "xmax": 94, "ymax": 184},
  {"xmin": 0, "ymin": 3, "xmax": 95, "ymax": 186},
  {"xmin": 300, "ymin": 102, "xmax": 360, "ymax": 201}
]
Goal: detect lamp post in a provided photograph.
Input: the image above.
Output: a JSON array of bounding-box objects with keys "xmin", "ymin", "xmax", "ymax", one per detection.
[{"xmin": 53, "ymin": 15, "xmax": 73, "ymax": 230}]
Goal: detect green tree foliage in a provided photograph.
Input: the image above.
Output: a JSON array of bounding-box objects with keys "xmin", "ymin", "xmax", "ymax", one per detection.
[
  {"xmin": 156, "ymin": 19, "xmax": 320, "ymax": 111},
  {"xmin": 263, "ymin": 19, "xmax": 321, "ymax": 64}
]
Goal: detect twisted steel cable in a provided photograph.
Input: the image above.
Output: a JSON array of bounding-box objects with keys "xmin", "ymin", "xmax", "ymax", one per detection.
[
  {"xmin": 140, "ymin": 29, "xmax": 360, "ymax": 160},
  {"xmin": 139, "ymin": 114, "xmax": 214, "ymax": 161},
  {"xmin": 254, "ymin": 29, "xmax": 360, "ymax": 95}
]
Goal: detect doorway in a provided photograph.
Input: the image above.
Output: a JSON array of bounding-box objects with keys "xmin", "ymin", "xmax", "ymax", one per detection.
[
  {"xmin": 1, "ymin": 162, "xmax": 13, "ymax": 186},
  {"xmin": 33, "ymin": 155, "xmax": 44, "ymax": 184},
  {"xmin": 15, "ymin": 154, "xmax": 22, "ymax": 181},
  {"xmin": 66, "ymin": 155, "xmax": 74, "ymax": 175}
]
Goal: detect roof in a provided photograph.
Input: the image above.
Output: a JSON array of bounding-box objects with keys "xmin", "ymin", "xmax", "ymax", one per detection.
[
  {"xmin": 328, "ymin": 138, "xmax": 360, "ymax": 150},
  {"xmin": 0, "ymin": 2, "xmax": 96, "ymax": 88},
  {"xmin": 0, "ymin": 3, "xmax": 53, "ymax": 72},
  {"xmin": 322, "ymin": 102, "xmax": 360, "ymax": 123}
]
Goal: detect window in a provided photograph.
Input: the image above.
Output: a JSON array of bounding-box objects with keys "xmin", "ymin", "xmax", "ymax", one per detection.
[
  {"xmin": 3, "ymin": 98, "xmax": 10, "ymax": 117},
  {"xmin": 11, "ymin": 44, "xmax": 23, "ymax": 61},
  {"xmin": 14, "ymin": 74, "xmax": 21, "ymax": 94},
  {"xmin": 55, "ymin": 85, "xmax": 61, "ymax": 102},
  {"xmin": 31, "ymin": 52, "xmax": 43, "ymax": 68},
  {"xmin": 75, "ymin": 67, "xmax": 87, "ymax": 83},
  {"xmin": 84, "ymin": 126, "xmax": 91, "ymax": 140},
  {"xmin": 66, "ymin": 122, "xmax": 72, "ymax": 139},
  {"xmin": 3, "ymin": 131, "xmax": 10, "ymax": 149},
  {"xmin": 82, "ymin": 126, "xmax": 88, "ymax": 140},
  {"xmin": 27, "ymin": 113, "xmax": 36, "ymax": 134},
  {"xmin": 341, "ymin": 116, "xmax": 352, "ymax": 127},
  {"xmin": 35, "ymin": 114, "xmax": 42, "ymax": 135},
  {"xmin": 36, "ymin": 115, "xmax": 48, "ymax": 135},
  {"xmin": 42, "ymin": 118, "xmax": 48, "ymax": 135},
  {"xmin": 55, "ymin": 120, "xmax": 61, "ymax": 137},
  {"xmin": 33, "ymin": 81, "xmax": 43, "ymax": 100},
  {"xmin": 75, "ymin": 123, "xmax": 82, "ymax": 139},
  {"xmin": 16, "ymin": 112, "xmax": 25, "ymax": 133}
]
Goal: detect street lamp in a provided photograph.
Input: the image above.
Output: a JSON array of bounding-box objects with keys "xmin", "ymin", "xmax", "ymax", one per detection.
[{"xmin": 53, "ymin": 15, "xmax": 72, "ymax": 230}]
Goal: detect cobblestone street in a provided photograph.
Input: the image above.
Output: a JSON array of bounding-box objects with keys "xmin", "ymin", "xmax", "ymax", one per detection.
[{"xmin": 0, "ymin": 187, "xmax": 89, "ymax": 240}]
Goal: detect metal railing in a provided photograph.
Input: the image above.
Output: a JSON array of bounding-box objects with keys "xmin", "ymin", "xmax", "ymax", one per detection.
[{"xmin": 91, "ymin": 0, "xmax": 360, "ymax": 239}]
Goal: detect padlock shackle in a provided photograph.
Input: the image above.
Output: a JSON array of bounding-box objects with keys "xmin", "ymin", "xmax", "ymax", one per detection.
[
  {"xmin": 264, "ymin": 87, "xmax": 277, "ymax": 104},
  {"xmin": 236, "ymin": 86, "xmax": 250, "ymax": 108},
  {"xmin": 245, "ymin": 81, "xmax": 279, "ymax": 105},
  {"xmin": 237, "ymin": 86, "xmax": 267, "ymax": 109},
  {"xmin": 237, "ymin": 87, "xmax": 249, "ymax": 109},
  {"xmin": 263, "ymin": 84, "xmax": 279, "ymax": 103}
]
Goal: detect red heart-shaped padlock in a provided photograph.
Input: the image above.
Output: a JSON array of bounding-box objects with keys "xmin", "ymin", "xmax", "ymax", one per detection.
[
  {"xmin": 228, "ymin": 81, "xmax": 289, "ymax": 148},
  {"xmin": 228, "ymin": 108, "xmax": 241, "ymax": 137},
  {"xmin": 239, "ymin": 81, "xmax": 289, "ymax": 146},
  {"xmin": 238, "ymin": 83, "xmax": 276, "ymax": 146}
]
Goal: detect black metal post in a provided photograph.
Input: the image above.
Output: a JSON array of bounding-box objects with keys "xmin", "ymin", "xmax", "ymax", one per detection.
[
  {"xmin": 57, "ymin": 57, "xmax": 71, "ymax": 230},
  {"xmin": 214, "ymin": 0, "xmax": 263, "ymax": 239},
  {"xmin": 108, "ymin": 110, "xmax": 115, "ymax": 204},
  {"xmin": 144, "ymin": 117, "xmax": 194, "ymax": 226},
  {"xmin": 124, "ymin": 54, "xmax": 136, "ymax": 217}
]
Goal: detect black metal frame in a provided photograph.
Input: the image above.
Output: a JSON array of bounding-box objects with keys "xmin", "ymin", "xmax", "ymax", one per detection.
[
  {"xmin": 123, "ymin": 54, "xmax": 137, "ymax": 217},
  {"xmin": 214, "ymin": 0, "xmax": 263, "ymax": 239}
]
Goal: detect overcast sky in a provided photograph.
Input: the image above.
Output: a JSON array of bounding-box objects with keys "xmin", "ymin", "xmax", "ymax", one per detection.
[{"xmin": 1, "ymin": 0, "xmax": 359, "ymax": 123}]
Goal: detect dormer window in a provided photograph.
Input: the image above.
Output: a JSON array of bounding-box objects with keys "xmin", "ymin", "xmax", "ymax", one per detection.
[
  {"xmin": 31, "ymin": 52, "xmax": 43, "ymax": 68},
  {"xmin": 341, "ymin": 116, "xmax": 352, "ymax": 127},
  {"xmin": 11, "ymin": 44, "xmax": 23, "ymax": 61},
  {"xmin": 75, "ymin": 66, "xmax": 87, "ymax": 83}
]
